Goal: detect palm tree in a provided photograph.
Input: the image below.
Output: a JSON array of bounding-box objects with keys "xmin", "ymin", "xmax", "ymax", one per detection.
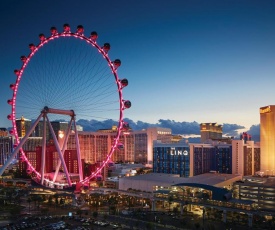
[
  {"xmin": 194, "ymin": 222, "xmax": 200, "ymax": 229},
  {"xmin": 53, "ymin": 193, "xmax": 59, "ymax": 208},
  {"xmin": 168, "ymin": 195, "xmax": 173, "ymax": 212},
  {"xmin": 92, "ymin": 211, "xmax": 98, "ymax": 219},
  {"xmin": 173, "ymin": 207, "xmax": 179, "ymax": 216},
  {"xmin": 107, "ymin": 196, "xmax": 118, "ymax": 214},
  {"xmin": 9, "ymin": 206, "xmax": 21, "ymax": 219},
  {"xmin": 27, "ymin": 197, "xmax": 32, "ymax": 213},
  {"xmin": 90, "ymin": 193, "xmax": 101, "ymax": 211}
]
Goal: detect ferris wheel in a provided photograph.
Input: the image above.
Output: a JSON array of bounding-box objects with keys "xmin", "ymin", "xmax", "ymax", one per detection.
[{"xmin": 0, "ymin": 24, "xmax": 131, "ymax": 188}]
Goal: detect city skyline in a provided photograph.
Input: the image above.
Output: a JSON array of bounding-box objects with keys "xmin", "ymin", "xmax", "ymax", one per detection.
[{"xmin": 1, "ymin": 0, "xmax": 275, "ymax": 135}]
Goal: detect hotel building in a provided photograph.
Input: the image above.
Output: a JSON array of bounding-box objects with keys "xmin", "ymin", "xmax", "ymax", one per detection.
[
  {"xmin": 200, "ymin": 123, "xmax": 222, "ymax": 143},
  {"xmin": 153, "ymin": 141, "xmax": 190, "ymax": 177},
  {"xmin": 16, "ymin": 116, "xmax": 31, "ymax": 137},
  {"xmin": 153, "ymin": 139, "xmax": 260, "ymax": 178},
  {"xmin": 260, "ymin": 105, "xmax": 275, "ymax": 175},
  {"xmin": 67, "ymin": 127, "xmax": 172, "ymax": 165},
  {"xmin": 0, "ymin": 128, "xmax": 8, "ymax": 137},
  {"xmin": 153, "ymin": 141, "xmax": 232, "ymax": 177},
  {"xmin": 231, "ymin": 140, "xmax": 260, "ymax": 176},
  {"xmin": 0, "ymin": 136, "xmax": 13, "ymax": 165}
]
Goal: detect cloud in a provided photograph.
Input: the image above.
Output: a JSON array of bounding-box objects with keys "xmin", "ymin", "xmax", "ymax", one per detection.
[
  {"xmin": 77, "ymin": 119, "xmax": 118, "ymax": 131},
  {"xmin": 222, "ymin": 123, "xmax": 246, "ymax": 137},
  {"xmin": 76, "ymin": 118, "xmax": 256, "ymax": 140},
  {"xmin": 157, "ymin": 119, "xmax": 200, "ymax": 135},
  {"xmin": 246, "ymin": 124, "xmax": 260, "ymax": 142}
]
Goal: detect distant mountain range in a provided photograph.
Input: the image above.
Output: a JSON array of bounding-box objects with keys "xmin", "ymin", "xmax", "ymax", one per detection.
[{"xmin": 76, "ymin": 118, "xmax": 260, "ymax": 143}]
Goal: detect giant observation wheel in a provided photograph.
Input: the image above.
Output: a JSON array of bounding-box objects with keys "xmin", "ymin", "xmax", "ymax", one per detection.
[{"xmin": 1, "ymin": 24, "xmax": 131, "ymax": 188}]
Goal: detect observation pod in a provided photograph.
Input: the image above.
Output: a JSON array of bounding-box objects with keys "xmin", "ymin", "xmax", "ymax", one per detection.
[
  {"xmin": 63, "ymin": 23, "xmax": 71, "ymax": 33},
  {"xmin": 90, "ymin": 31, "xmax": 98, "ymax": 41},
  {"xmin": 10, "ymin": 84, "xmax": 15, "ymax": 90},
  {"xmin": 117, "ymin": 142, "xmax": 124, "ymax": 150},
  {"xmin": 7, "ymin": 114, "xmax": 12, "ymax": 120},
  {"xmin": 76, "ymin": 25, "xmax": 84, "ymax": 34},
  {"xmin": 83, "ymin": 183, "xmax": 89, "ymax": 190},
  {"xmin": 120, "ymin": 79, "xmax": 128, "ymax": 88},
  {"xmin": 124, "ymin": 100, "xmax": 131, "ymax": 109},
  {"xmin": 96, "ymin": 175, "xmax": 103, "ymax": 181},
  {"xmin": 113, "ymin": 59, "xmax": 121, "ymax": 69},
  {"xmin": 7, "ymin": 99, "xmax": 13, "ymax": 105},
  {"xmin": 50, "ymin": 26, "xmax": 58, "ymax": 35},
  {"xmin": 122, "ymin": 122, "xmax": 130, "ymax": 131},
  {"xmin": 14, "ymin": 70, "xmax": 20, "ymax": 76},
  {"xmin": 29, "ymin": 43, "xmax": 36, "ymax": 52},
  {"xmin": 19, "ymin": 156, "xmax": 25, "ymax": 162},
  {"xmin": 102, "ymin": 43, "xmax": 111, "ymax": 53},
  {"xmin": 9, "ymin": 129, "xmax": 14, "ymax": 135},
  {"xmin": 39, "ymin": 33, "xmax": 46, "ymax": 42},
  {"xmin": 20, "ymin": 56, "xmax": 27, "ymax": 63}
]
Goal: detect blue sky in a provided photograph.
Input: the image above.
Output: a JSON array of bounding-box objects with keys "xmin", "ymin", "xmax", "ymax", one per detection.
[{"xmin": 1, "ymin": 0, "xmax": 275, "ymax": 133}]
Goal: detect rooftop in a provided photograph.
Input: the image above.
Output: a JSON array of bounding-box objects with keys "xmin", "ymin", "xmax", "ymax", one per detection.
[{"xmin": 124, "ymin": 172, "xmax": 240, "ymax": 187}]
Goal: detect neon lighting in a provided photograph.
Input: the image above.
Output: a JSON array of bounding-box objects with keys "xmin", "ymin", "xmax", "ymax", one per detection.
[{"xmin": 4, "ymin": 24, "xmax": 131, "ymax": 188}]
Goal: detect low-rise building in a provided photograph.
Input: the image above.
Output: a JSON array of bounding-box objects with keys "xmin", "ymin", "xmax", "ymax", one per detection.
[{"xmin": 233, "ymin": 176, "xmax": 275, "ymax": 211}]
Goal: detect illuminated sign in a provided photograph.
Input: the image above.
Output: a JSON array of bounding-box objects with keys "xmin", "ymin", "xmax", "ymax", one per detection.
[
  {"xmin": 260, "ymin": 106, "xmax": 271, "ymax": 114},
  {"xmin": 170, "ymin": 148, "xmax": 188, "ymax": 156}
]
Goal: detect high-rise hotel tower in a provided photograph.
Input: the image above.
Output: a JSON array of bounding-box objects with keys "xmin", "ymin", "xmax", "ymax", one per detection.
[{"xmin": 260, "ymin": 105, "xmax": 275, "ymax": 176}]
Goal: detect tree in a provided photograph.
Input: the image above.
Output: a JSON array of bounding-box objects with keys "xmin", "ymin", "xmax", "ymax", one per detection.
[
  {"xmin": 76, "ymin": 208, "xmax": 82, "ymax": 217},
  {"xmin": 48, "ymin": 195, "xmax": 53, "ymax": 205},
  {"xmin": 9, "ymin": 206, "xmax": 21, "ymax": 219},
  {"xmin": 236, "ymin": 215, "xmax": 240, "ymax": 223},
  {"xmin": 146, "ymin": 222, "xmax": 153, "ymax": 230},
  {"xmin": 194, "ymin": 222, "xmax": 200, "ymax": 229},
  {"xmin": 27, "ymin": 197, "xmax": 32, "ymax": 213},
  {"xmin": 107, "ymin": 196, "xmax": 118, "ymax": 215},
  {"xmin": 168, "ymin": 195, "xmax": 173, "ymax": 212},
  {"xmin": 90, "ymin": 193, "xmax": 101, "ymax": 211},
  {"xmin": 103, "ymin": 214, "xmax": 108, "ymax": 221},
  {"xmin": 41, "ymin": 207, "xmax": 49, "ymax": 215},
  {"xmin": 92, "ymin": 211, "xmax": 98, "ymax": 219},
  {"xmin": 173, "ymin": 207, "xmax": 179, "ymax": 216}
]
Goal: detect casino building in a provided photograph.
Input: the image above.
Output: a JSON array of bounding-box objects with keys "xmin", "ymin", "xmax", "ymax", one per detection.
[
  {"xmin": 153, "ymin": 141, "xmax": 190, "ymax": 177},
  {"xmin": 153, "ymin": 139, "xmax": 260, "ymax": 178},
  {"xmin": 153, "ymin": 141, "xmax": 232, "ymax": 177}
]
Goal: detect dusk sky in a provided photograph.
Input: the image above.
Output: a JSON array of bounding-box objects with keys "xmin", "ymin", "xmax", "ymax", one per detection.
[{"xmin": 1, "ymin": 0, "xmax": 275, "ymax": 134}]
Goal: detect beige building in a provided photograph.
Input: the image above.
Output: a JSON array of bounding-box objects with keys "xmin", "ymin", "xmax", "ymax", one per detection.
[
  {"xmin": 260, "ymin": 105, "xmax": 275, "ymax": 175},
  {"xmin": 231, "ymin": 140, "xmax": 260, "ymax": 177},
  {"xmin": 200, "ymin": 123, "xmax": 222, "ymax": 143},
  {"xmin": 66, "ymin": 127, "xmax": 172, "ymax": 165}
]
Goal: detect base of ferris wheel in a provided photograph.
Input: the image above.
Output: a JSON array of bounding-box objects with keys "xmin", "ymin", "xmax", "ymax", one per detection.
[{"xmin": 0, "ymin": 107, "xmax": 97, "ymax": 190}]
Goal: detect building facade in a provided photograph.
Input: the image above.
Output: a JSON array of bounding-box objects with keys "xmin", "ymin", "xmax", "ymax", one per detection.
[
  {"xmin": 153, "ymin": 141, "xmax": 190, "ymax": 177},
  {"xmin": 200, "ymin": 123, "xmax": 222, "ymax": 143},
  {"xmin": 0, "ymin": 128, "xmax": 8, "ymax": 137},
  {"xmin": 233, "ymin": 176, "xmax": 275, "ymax": 211},
  {"xmin": 260, "ymin": 105, "xmax": 275, "ymax": 175},
  {"xmin": 189, "ymin": 143, "xmax": 232, "ymax": 176},
  {"xmin": 66, "ymin": 127, "xmax": 172, "ymax": 165},
  {"xmin": 232, "ymin": 140, "xmax": 260, "ymax": 176},
  {"xmin": 16, "ymin": 116, "xmax": 31, "ymax": 137},
  {"xmin": 0, "ymin": 136, "xmax": 13, "ymax": 165}
]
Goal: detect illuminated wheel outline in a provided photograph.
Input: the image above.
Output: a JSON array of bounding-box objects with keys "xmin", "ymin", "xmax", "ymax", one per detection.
[{"xmin": 6, "ymin": 24, "xmax": 131, "ymax": 187}]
